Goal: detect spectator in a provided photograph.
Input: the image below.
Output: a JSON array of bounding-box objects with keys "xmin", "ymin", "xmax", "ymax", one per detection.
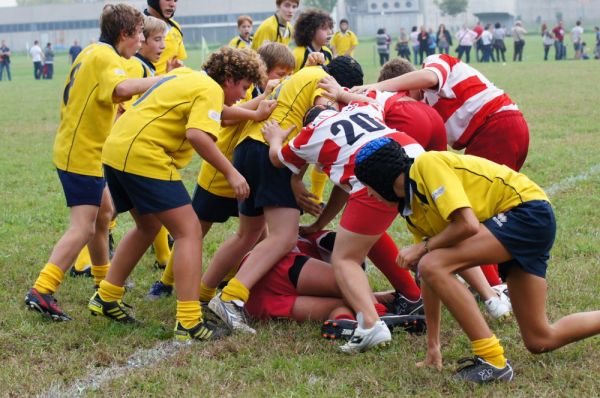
[
  {"xmin": 595, "ymin": 26, "xmax": 600, "ymax": 59},
  {"xmin": 436, "ymin": 24, "xmax": 452, "ymax": 54},
  {"xmin": 552, "ymin": 21, "xmax": 566, "ymax": 60},
  {"xmin": 571, "ymin": 20, "xmax": 584, "ymax": 60},
  {"xmin": 493, "ymin": 22, "xmax": 506, "ymax": 63},
  {"xmin": 455, "ymin": 24, "xmax": 477, "ymax": 63},
  {"xmin": 376, "ymin": 28, "xmax": 391, "ymax": 66},
  {"xmin": 409, "ymin": 26, "xmax": 419, "ymax": 65},
  {"xmin": 417, "ymin": 26, "xmax": 429, "ymax": 64},
  {"xmin": 0, "ymin": 40, "xmax": 11, "ymax": 81},
  {"xmin": 472, "ymin": 21, "xmax": 484, "ymax": 61},
  {"xmin": 427, "ymin": 27, "xmax": 436, "ymax": 55},
  {"xmin": 541, "ymin": 23, "xmax": 554, "ymax": 61},
  {"xmin": 29, "ymin": 40, "xmax": 44, "ymax": 80},
  {"xmin": 395, "ymin": 27, "xmax": 411, "ymax": 61},
  {"xmin": 68, "ymin": 40, "xmax": 82, "ymax": 64},
  {"xmin": 43, "ymin": 42, "xmax": 54, "ymax": 79},
  {"xmin": 480, "ymin": 24, "xmax": 494, "ymax": 62},
  {"xmin": 512, "ymin": 20, "xmax": 527, "ymax": 62}
]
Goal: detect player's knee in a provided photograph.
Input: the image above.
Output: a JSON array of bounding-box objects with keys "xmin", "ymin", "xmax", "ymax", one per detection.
[
  {"xmin": 417, "ymin": 255, "xmax": 440, "ymax": 282},
  {"xmin": 522, "ymin": 332, "xmax": 554, "ymax": 354}
]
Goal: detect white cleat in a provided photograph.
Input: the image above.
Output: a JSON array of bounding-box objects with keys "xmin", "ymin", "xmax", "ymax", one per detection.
[
  {"xmin": 208, "ymin": 293, "xmax": 256, "ymax": 334},
  {"xmin": 339, "ymin": 313, "xmax": 392, "ymax": 354}
]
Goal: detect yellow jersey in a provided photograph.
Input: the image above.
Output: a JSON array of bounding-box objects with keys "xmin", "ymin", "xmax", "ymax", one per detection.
[
  {"xmin": 197, "ymin": 87, "xmax": 255, "ymax": 198},
  {"xmin": 330, "ymin": 30, "xmax": 359, "ymax": 57},
  {"xmin": 228, "ymin": 35, "xmax": 253, "ymax": 49},
  {"xmin": 237, "ymin": 66, "xmax": 329, "ymax": 146},
  {"xmin": 121, "ymin": 54, "xmax": 155, "ymax": 110},
  {"xmin": 154, "ymin": 19, "xmax": 187, "ymax": 75},
  {"xmin": 53, "ymin": 42, "xmax": 128, "ymax": 177},
  {"xmin": 102, "ymin": 68, "xmax": 224, "ymax": 181},
  {"xmin": 292, "ymin": 45, "xmax": 333, "ymax": 72},
  {"xmin": 403, "ymin": 151, "xmax": 548, "ymax": 242},
  {"xmin": 251, "ymin": 14, "xmax": 293, "ymax": 50}
]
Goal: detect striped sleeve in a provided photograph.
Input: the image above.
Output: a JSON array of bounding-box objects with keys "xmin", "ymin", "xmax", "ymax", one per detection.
[{"xmin": 422, "ymin": 54, "xmax": 452, "ymax": 93}]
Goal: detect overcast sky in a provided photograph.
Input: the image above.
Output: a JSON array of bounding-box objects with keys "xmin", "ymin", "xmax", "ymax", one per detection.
[{"xmin": 0, "ymin": 0, "xmax": 16, "ymax": 7}]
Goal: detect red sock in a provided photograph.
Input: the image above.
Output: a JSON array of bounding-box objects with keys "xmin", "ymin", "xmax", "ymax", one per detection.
[
  {"xmin": 368, "ymin": 232, "xmax": 421, "ymax": 301},
  {"xmin": 374, "ymin": 303, "xmax": 387, "ymax": 316},
  {"xmin": 334, "ymin": 313, "xmax": 356, "ymax": 321},
  {"xmin": 480, "ymin": 264, "xmax": 502, "ymax": 286}
]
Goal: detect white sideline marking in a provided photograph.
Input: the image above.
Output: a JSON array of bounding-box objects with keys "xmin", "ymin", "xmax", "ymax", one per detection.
[
  {"xmin": 41, "ymin": 341, "xmax": 188, "ymax": 397},
  {"xmin": 40, "ymin": 165, "xmax": 600, "ymax": 397},
  {"xmin": 544, "ymin": 163, "xmax": 600, "ymax": 197}
]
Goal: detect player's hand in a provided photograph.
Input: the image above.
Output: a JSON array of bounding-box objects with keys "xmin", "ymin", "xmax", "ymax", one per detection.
[
  {"xmin": 255, "ymin": 99, "xmax": 277, "ymax": 121},
  {"xmin": 318, "ymin": 76, "xmax": 344, "ymax": 100},
  {"xmin": 166, "ymin": 57, "xmax": 183, "ymax": 72},
  {"xmin": 416, "ymin": 348, "xmax": 443, "ymax": 371},
  {"xmin": 350, "ymin": 83, "xmax": 375, "ymax": 94},
  {"xmin": 397, "ymin": 242, "xmax": 427, "ymax": 270},
  {"xmin": 261, "ymin": 120, "xmax": 295, "ymax": 144},
  {"xmin": 306, "ymin": 52, "xmax": 326, "ymax": 67},
  {"xmin": 291, "ymin": 175, "xmax": 322, "ymax": 217},
  {"xmin": 263, "ymin": 79, "xmax": 281, "ymax": 97},
  {"xmin": 226, "ymin": 171, "xmax": 250, "ymax": 200},
  {"xmin": 299, "ymin": 222, "xmax": 321, "ymax": 237}
]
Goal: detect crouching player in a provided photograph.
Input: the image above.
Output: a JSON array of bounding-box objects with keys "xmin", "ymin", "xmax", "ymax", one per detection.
[
  {"xmin": 354, "ymin": 138, "xmax": 600, "ymax": 383},
  {"xmin": 89, "ymin": 47, "xmax": 266, "ymax": 342},
  {"xmin": 25, "ymin": 4, "xmax": 162, "ymax": 320}
]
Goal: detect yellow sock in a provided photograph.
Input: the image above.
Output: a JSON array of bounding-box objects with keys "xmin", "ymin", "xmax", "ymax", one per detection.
[
  {"xmin": 74, "ymin": 246, "xmax": 92, "ymax": 272},
  {"xmin": 153, "ymin": 226, "xmax": 171, "ymax": 265},
  {"xmin": 91, "ymin": 264, "xmax": 110, "ymax": 286},
  {"xmin": 221, "ymin": 277, "xmax": 249, "ymax": 303},
  {"xmin": 33, "ymin": 263, "xmax": 64, "ymax": 294},
  {"xmin": 160, "ymin": 250, "xmax": 175, "ymax": 286},
  {"xmin": 98, "ymin": 279, "xmax": 125, "ymax": 302},
  {"xmin": 176, "ymin": 300, "xmax": 203, "ymax": 329},
  {"xmin": 199, "ymin": 281, "xmax": 217, "ymax": 302},
  {"xmin": 472, "ymin": 334, "xmax": 507, "ymax": 368},
  {"xmin": 310, "ymin": 166, "xmax": 328, "ymax": 203},
  {"xmin": 108, "ymin": 218, "xmax": 117, "ymax": 231}
]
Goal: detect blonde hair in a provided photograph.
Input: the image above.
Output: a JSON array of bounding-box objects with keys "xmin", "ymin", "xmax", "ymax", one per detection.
[{"xmin": 143, "ymin": 15, "xmax": 167, "ymax": 39}]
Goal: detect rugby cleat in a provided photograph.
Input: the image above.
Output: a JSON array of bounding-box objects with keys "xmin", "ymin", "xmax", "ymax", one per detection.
[
  {"xmin": 484, "ymin": 291, "xmax": 512, "ymax": 320},
  {"xmin": 208, "ymin": 293, "xmax": 256, "ymax": 334},
  {"xmin": 455, "ymin": 356, "xmax": 514, "ymax": 384},
  {"xmin": 25, "ymin": 288, "xmax": 72, "ymax": 321},
  {"xmin": 146, "ymin": 280, "xmax": 173, "ymax": 301},
  {"xmin": 381, "ymin": 314, "xmax": 427, "ymax": 335},
  {"xmin": 321, "ymin": 319, "xmax": 357, "ymax": 340},
  {"xmin": 108, "ymin": 231, "xmax": 116, "ymax": 259},
  {"xmin": 88, "ymin": 291, "xmax": 139, "ymax": 324},
  {"xmin": 339, "ymin": 313, "xmax": 391, "ymax": 354},
  {"xmin": 69, "ymin": 265, "xmax": 92, "ymax": 278},
  {"xmin": 152, "ymin": 260, "xmax": 166, "ymax": 270},
  {"xmin": 385, "ymin": 292, "xmax": 424, "ymax": 315},
  {"xmin": 173, "ymin": 320, "xmax": 231, "ymax": 342}
]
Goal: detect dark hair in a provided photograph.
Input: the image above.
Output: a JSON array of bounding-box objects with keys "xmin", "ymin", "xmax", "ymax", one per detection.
[
  {"xmin": 203, "ymin": 46, "xmax": 266, "ymax": 86},
  {"xmin": 411, "ymin": 26, "xmax": 417, "ymax": 32},
  {"xmin": 495, "ymin": 22, "xmax": 501, "ymax": 29},
  {"xmin": 294, "ymin": 9, "xmax": 334, "ymax": 47},
  {"xmin": 355, "ymin": 138, "xmax": 412, "ymax": 202},
  {"xmin": 277, "ymin": 0, "xmax": 300, "ymax": 5},
  {"xmin": 340, "ymin": 18, "xmax": 349, "ymax": 25},
  {"xmin": 303, "ymin": 104, "xmax": 336, "ymax": 126},
  {"xmin": 325, "ymin": 56, "xmax": 364, "ymax": 88},
  {"xmin": 377, "ymin": 28, "xmax": 385, "ymax": 35},
  {"xmin": 100, "ymin": 4, "xmax": 144, "ymax": 46}
]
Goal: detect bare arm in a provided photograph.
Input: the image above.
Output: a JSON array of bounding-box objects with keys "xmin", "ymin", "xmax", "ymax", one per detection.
[
  {"xmin": 113, "ymin": 77, "xmax": 162, "ymax": 103},
  {"xmin": 186, "ymin": 128, "xmax": 249, "ymax": 199},
  {"xmin": 261, "ymin": 120, "xmax": 297, "ymax": 167},
  {"xmin": 300, "ymin": 185, "xmax": 349, "ymax": 235},
  {"xmin": 353, "ymin": 68, "xmax": 439, "ymax": 94}
]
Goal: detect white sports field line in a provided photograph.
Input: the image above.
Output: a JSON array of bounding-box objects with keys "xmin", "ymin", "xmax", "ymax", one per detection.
[{"xmin": 42, "ymin": 163, "xmax": 600, "ymax": 396}]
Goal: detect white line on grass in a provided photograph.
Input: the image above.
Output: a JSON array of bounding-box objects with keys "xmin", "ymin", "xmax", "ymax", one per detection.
[
  {"xmin": 41, "ymin": 340, "xmax": 188, "ymax": 397},
  {"xmin": 40, "ymin": 164, "xmax": 600, "ymax": 397}
]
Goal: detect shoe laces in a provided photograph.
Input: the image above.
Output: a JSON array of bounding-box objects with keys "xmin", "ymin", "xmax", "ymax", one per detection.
[{"xmin": 456, "ymin": 356, "xmax": 484, "ymax": 372}]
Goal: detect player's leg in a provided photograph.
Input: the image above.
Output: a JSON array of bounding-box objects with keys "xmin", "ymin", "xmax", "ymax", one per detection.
[
  {"xmin": 309, "ymin": 166, "xmax": 328, "ymax": 204},
  {"xmin": 459, "ymin": 267, "xmax": 511, "ymax": 320},
  {"xmin": 87, "ymin": 187, "xmax": 113, "ymax": 286},
  {"xmin": 151, "ymin": 225, "xmax": 171, "ymax": 269}
]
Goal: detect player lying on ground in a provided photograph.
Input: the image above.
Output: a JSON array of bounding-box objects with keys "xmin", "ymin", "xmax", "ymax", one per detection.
[{"xmin": 354, "ymin": 137, "xmax": 600, "ymax": 383}]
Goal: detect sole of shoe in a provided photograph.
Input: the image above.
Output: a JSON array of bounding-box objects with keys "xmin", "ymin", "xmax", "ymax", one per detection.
[
  {"xmin": 26, "ymin": 300, "xmax": 71, "ymax": 321},
  {"xmin": 321, "ymin": 319, "xmax": 357, "ymax": 341}
]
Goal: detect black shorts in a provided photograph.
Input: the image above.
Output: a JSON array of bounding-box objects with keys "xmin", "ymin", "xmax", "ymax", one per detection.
[
  {"xmin": 233, "ymin": 139, "xmax": 300, "ymax": 217},
  {"xmin": 191, "ymin": 184, "xmax": 239, "ymax": 223},
  {"xmin": 104, "ymin": 165, "xmax": 190, "ymax": 215},
  {"xmin": 57, "ymin": 168, "xmax": 105, "ymax": 207},
  {"xmin": 483, "ymin": 200, "xmax": 556, "ymax": 280}
]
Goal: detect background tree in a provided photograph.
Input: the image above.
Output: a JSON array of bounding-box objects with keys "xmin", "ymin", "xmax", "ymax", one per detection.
[
  {"xmin": 304, "ymin": 0, "xmax": 338, "ymax": 12},
  {"xmin": 434, "ymin": 0, "xmax": 468, "ymax": 17}
]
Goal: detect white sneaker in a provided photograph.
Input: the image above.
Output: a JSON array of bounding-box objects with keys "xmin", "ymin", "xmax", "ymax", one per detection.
[
  {"xmin": 491, "ymin": 283, "xmax": 509, "ymax": 298},
  {"xmin": 484, "ymin": 292, "xmax": 512, "ymax": 320},
  {"xmin": 208, "ymin": 293, "xmax": 256, "ymax": 334},
  {"xmin": 339, "ymin": 313, "xmax": 391, "ymax": 354}
]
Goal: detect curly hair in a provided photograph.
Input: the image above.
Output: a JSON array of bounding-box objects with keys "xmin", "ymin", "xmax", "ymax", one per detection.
[
  {"xmin": 294, "ymin": 9, "xmax": 333, "ymax": 48},
  {"xmin": 100, "ymin": 4, "xmax": 144, "ymax": 46},
  {"xmin": 377, "ymin": 58, "xmax": 416, "ymax": 82},
  {"xmin": 203, "ymin": 47, "xmax": 267, "ymax": 87}
]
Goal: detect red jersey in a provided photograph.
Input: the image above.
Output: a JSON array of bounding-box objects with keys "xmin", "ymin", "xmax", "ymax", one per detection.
[
  {"xmin": 422, "ymin": 54, "xmax": 519, "ymax": 150},
  {"xmin": 279, "ymin": 99, "xmax": 424, "ymax": 193}
]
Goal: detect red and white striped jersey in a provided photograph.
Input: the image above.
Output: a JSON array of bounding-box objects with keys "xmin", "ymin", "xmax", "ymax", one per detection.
[
  {"xmin": 422, "ymin": 54, "xmax": 519, "ymax": 149},
  {"xmin": 278, "ymin": 99, "xmax": 424, "ymax": 193}
]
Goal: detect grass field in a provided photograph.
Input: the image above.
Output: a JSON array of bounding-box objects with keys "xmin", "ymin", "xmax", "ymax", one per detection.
[{"xmin": 1, "ymin": 33, "xmax": 600, "ymax": 397}]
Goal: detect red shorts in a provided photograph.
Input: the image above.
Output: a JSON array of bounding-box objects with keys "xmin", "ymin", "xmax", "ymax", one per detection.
[
  {"xmin": 340, "ymin": 187, "xmax": 398, "ymax": 235},
  {"xmin": 465, "ymin": 110, "xmax": 529, "ymax": 171},
  {"xmin": 245, "ymin": 253, "xmax": 306, "ymax": 320}
]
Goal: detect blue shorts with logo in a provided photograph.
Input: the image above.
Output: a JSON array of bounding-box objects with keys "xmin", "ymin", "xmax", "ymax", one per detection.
[
  {"xmin": 191, "ymin": 184, "xmax": 239, "ymax": 223},
  {"xmin": 483, "ymin": 200, "xmax": 556, "ymax": 280},
  {"xmin": 104, "ymin": 165, "xmax": 190, "ymax": 215},
  {"xmin": 57, "ymin": 168, "xmax": 105, "ymax": 207}
]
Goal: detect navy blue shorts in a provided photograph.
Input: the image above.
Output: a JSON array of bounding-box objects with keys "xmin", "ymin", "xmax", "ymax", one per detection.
[
  {"xmin": 483, "ymin": 200, "xmax": 556, "ymax": 280},
  {"xmin": 233, "ymin": 139, "xmax": 300, "ymax": 217},
  {"xmin": 104, "ymin": 165, "xmax": 190, "ymax": 215},
  {"xmin": 57, "ymin": 169, "xmax": 105, "ymax": 207},
  {"xmin": 191, "ymin": 184, "xmax": 239, "ymax": 223}
]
